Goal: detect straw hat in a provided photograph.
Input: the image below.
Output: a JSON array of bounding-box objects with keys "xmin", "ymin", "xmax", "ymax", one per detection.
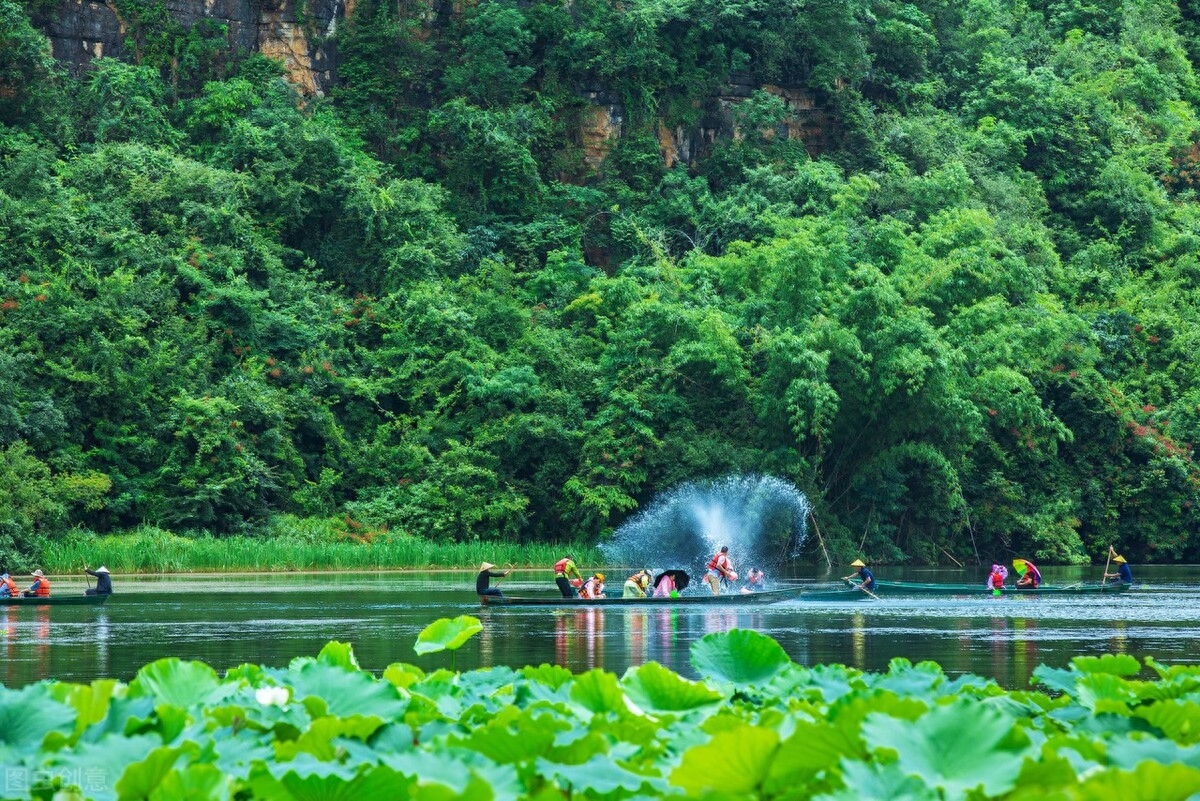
[
  {"xmin": 32, "ymin": 569, "xmax": 45, "ymax": 578},
  {"xmin": 850, "ymin": 559, "xmax": 865, "ymax": 568},
  {"xmin": 1113, "ymin": 555, "xmax": 1127, "ymax": 564},
  {"xmin": 479, "ymin": 562, "xmax": 495, "ymax": 572},
  {"xmin": 95, "ymin": 566, "xmax": 110, "ymax": 574}
]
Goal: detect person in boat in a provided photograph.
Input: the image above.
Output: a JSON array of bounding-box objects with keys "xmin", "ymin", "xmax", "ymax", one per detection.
[
  {"xmin": 0, "ymin": 571, "xmax": 19, "ymax": 597},
  {"xmin": 580, "ymin": 573, "xmax": 606, "ymax": 599},
  {"xmin": 23, "ymin": 569, "xmax": 51, "ymax": 597},
  {"xmin": 1104, "ymin": 547, "xmax": 1133, "ymax": 586},
  {"xmin": 705, "ymin": 546, "xmax": 735, "ymax": 595},
  {"xmin": 623, "ymin": 569, "xmax": 652, "ymax": 598},
  {"xmin": 844, "ymin": 559, "xmax": 875, "ymax": 591},
  {"xmin": 740, "ymin": 567, "xmax": 765, "ymax": 594},
  {"xmin": 1014, "ymin": 559, "xmax": 1041, "ymax": 588},
  {"xmin": 553, "ymin": 555, "xmax": 583, "ymax": 598},
  {"xmin": 476, "ymin": 562, "xmax": 511, "ymax": 597},
  {"xmin": 986, "ymin": 564, "xmax": 1007, "ymax": 593},
  {"xmin": 85, "ymin": 565, "xmax": 113, "ymax": 595}
]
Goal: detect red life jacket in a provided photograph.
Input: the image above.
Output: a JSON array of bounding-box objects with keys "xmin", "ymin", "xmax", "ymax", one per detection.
[
  {"xmin": 707, "ymin": 553, "xmax": 730, "ymax": 573},
  {"xmin": 554, "ymin": 557, "xmax": 570, "ymax": 575},
  {"xmin": 990, "ymin": 570, "xmax": 1005, "ymax": 588}
]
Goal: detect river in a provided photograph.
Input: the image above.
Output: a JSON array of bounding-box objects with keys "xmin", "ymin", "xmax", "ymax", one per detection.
[{"xmin": 1, "ymin": 565, "xmax": 1196, "ymax": 689}]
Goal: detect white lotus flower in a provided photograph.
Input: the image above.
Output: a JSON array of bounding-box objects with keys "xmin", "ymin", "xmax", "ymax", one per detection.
[{"xmin": 255, "ymin": 686, "xmax": 290, "ymax": 707}]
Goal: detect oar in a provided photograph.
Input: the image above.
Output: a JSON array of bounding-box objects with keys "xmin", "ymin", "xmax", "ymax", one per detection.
[
  {"xmin": 82, "ymin": 560, "xmax": 91, "ymax": 591},
  {"xmin": 855, "ymin": 583, "xmax": 881, "ymax": 600},
  {"xmin": 493, "ymin": 564, "xmax": 516, "ymax": 587}
]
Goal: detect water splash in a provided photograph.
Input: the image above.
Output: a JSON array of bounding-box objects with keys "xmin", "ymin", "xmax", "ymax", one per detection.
[{"xmin": 599, "ymin": 474, "xmax": 811, "ymax": 576}]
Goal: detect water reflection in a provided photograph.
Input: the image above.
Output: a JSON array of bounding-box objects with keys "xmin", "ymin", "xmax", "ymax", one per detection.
[{"xmin": 4, "ymin": 568, "xmax": 1200, "ymax": 689}]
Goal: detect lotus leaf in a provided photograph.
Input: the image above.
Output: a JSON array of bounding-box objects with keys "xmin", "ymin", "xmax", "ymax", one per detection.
[
  {"xmin": 114, "ymin": 744, "xmax": 191, "ymax": 800},
  {"xmin": 764, "ymin": 717, "xmax": 866, "ymax": 792},
  {"xmin": 689, "ymin": 629, "xmax": 792, "ymax": 685},
  {"xmin": 148, "ymin": 763, "xmax": 234, "ymax": 801},
  {"xmin": 460, "ymin": 717, "xmax": 560, "ymax": 763},
  {"xmin": 546, "ymin": 728, "xmax": 610, "ymax": 764},
  {"xmin": 48, "ymin": 679, "xmax": 119, "ymax": 745},
  {"xmin": 128, "ymin": 658, "xmax": 225, "ymax": 709},
  {"xmin": 570, "ymin": 668, "xmax": 627, "ymax": 715},
  {"xmin": 286, "ymin": 661, "xmax": 408, "ymax": 720},
  {"xmin": 815, "ymin": 758, "xmax": 940, "ymax": 801},
  {"xmin": 43, "ymin": 733, "xmax": 164, "ymax": 801},
  {"xmin": 1067, "ymin": 761, "xmax": 1200, "ymax": 800},
  {"xmin": 867, "ymin": 658, "xmax": 950, "ymax": 698},
  {"xmin": 382, "ymin": 662, "xmax": 426, "ymax": 691},
  {"xmin": 539, "ymin": 753, "xmax": 666, "ymax": 796},
  {"xmin": 620, "ymin": 662, "xmax": 723, "ymax": 715},
  {"xmin": 1106, "ymin": 737, "xmax": 1200, "ymax": 771},
  {"xmin": 414, "ymin": 615, "xmax": 483, "ymax": 655},
  {"xmin": 671, "ymin": 725, "xmax": 780, "ymax": 795},
  {"xmin": 522, "ymin": 663, "xmax": 574, "ymax": 690},
  {"xmin": 0, "ymin": 684, "xmax": 77, "ymax": 762},
  {"xmin": 1076, "ymin": 672, "xmax": 1141, "ymax": 714},
  {"xmin": 316, "ymin": 641, "xmax": 360, "ymax": 669},
  {"xmin": 1071, "ymin": 654, "xmax": 1143, "ymax": 677},
  {"xmin": 863, "ymin": 700, "xmax": 1027, "ymax": 798},
  {"xmin": 1135, "ymin": 700, "xmax": 1200, "ymax": 746},
  {"xmin": 250, "ymin": 754, "xmax": 413, "ymax": 801},
  {"xmin": 274, "ymin": 715, "xmax": 386, "ymax": 761}
]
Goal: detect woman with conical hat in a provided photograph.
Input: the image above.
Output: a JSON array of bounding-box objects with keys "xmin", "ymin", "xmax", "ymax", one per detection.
[
  {"xmin": 1104, "ymin": 546, "xmax": 1134, "ymax": 586},
  {"xmin": 842, "ymin": 558, "xmax": 875, "ymax": 591},
  {"xmin": 476, "ymin": 561, "xmax": 511, "ymax": 597}
]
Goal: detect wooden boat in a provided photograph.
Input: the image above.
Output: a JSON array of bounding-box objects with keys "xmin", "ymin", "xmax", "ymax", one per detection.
[
  {"xmin": 479, "ymin": 585, "xmax": 805, "ymax": 607},
  {"xmin": 796, "ymin": 587, "xmax": 876, "ymax": 601},
  {"xmin": 852, "ymin": 579, "xmax": 1131, "ymax": 597},
  {"xmin": 1, "ymin": 594, "xmax": 110, "ymax": 607}
]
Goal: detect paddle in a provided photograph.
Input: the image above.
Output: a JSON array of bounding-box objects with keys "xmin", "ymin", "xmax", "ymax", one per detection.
[
  {"xmin": 854, "ymin": 583, "xmax": 881, "ymax": 600},
  {"xmin": 82, "ymin": 560, "xmax": 91, "ymax": 591},
  {"xmin": 1101, "ymin": 546, "xmax": 1112, "ymax": 587},
  {"xmin": 493, "ymin": 564, "xmax": 516, "ymax": 586}
]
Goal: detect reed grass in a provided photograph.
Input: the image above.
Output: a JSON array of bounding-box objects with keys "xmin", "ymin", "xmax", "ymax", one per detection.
[{"xmin": 41, "ymin": 521, "xmax": 605, "ymax": 574}]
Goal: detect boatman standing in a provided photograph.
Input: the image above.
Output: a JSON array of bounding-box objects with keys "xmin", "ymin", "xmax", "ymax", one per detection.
[
  {"xmin": 553, "ymin": 555, "xmax": 583, "ymax": 597},
  {"xmin": 1104, "ymin": 546, "xmax": 1134, "ymax": 586},
  {"xmin": 705, "ymin": 546, "xmax": 735, "ymax": 595}
]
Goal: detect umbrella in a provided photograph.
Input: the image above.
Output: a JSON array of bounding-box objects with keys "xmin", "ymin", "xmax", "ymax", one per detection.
[{"xmin": 654, "ymin": 570, "xmax": 690, "ymax": 592}]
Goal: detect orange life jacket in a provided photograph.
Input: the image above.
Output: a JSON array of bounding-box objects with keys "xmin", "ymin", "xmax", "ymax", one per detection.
[
  {"xmin": 0, "ymin": 576, "xmax": 17, "ymax": 596},
  {"xmin": 580, "ymin": 578, "xmax": 603, "ymax": 599},
  {"xmin": 32, "ymin": 577, "xmax": 51, "ymax": 596},
  {"xmin": 707, "ymin": 553, "xmax": 731, "ymax": 574},
  {"xmin": 554, "ymin": 557, "xmax": 572, "ymax": 576}
]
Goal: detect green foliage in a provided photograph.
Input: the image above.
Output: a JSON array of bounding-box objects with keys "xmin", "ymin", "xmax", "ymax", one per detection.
[
  {"xmin": 11, "ymin": 632, "xmax": 1200, "ymax": 799},
  {"xmin": 5, "ymin": 0, "xmax": 1200, "ymax": 565}
]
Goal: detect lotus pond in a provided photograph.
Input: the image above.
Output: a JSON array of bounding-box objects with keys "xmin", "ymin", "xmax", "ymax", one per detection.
[
  {"xmin": 3, "ymin": 566, "xmax": 1199, "ymax": 690},
  {"xmin": 6, "ymin": 628, "xmax": 1200, "ymax": 800}
]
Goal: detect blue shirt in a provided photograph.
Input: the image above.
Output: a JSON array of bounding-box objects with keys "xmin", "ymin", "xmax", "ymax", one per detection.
[
  {"xmin": 1117, "ymin": 562, "xmax": 1133, "ymax": 584},
  {"xmin": 859, "ymin": 567, "xmax": 876, "ymax": 589}
]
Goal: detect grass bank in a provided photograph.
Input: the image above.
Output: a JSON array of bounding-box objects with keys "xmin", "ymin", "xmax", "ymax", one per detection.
[{"xmin": 40, "ymin": 519, "xmax": 604, "ymax": 574}]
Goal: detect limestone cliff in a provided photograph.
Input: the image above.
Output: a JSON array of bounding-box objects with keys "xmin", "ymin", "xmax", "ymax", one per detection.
[
  {"xmin": 40, "ymin": 0, "xmax": 342, "ymax": 95},
  {"xmin": 34, "ymin": 0, "xmax": 830, "ymax": 166}
]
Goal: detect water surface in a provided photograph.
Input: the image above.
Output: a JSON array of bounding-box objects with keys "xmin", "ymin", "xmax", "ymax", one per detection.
[{"xmin": 2, "ymin": 565, "xmax": 1195, "ymax": 689}]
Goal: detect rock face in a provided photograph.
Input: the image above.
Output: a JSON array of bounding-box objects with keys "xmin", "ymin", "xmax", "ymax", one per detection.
[
  {"xmin": 39, "ymin": 0, "xmax": 343, "ymax": 95},
  {"xmin": 34, "ymin": 1, "xmax": 830, "ymax": 161}
]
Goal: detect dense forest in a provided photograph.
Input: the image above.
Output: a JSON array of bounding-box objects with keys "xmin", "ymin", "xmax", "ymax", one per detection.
[{"xmin": 2, "ymin": 0, "xmax": 1200, "ymax": 567}]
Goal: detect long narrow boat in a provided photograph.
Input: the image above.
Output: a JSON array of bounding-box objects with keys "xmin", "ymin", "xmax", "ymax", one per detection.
[
  {"xmin": 797, "ymin": 587, "xmax": 876, "ymax": 602},
  {"xmin": 1, "ymin": 594, "xmax": 110, "ymax": 607},
  {"xmin": 854, "ymin": 579, "xmax": 1131, "ymax": 597},
  {"xmin": 479, "ymin": 585, "xmax": 805, "ymax": 607}
]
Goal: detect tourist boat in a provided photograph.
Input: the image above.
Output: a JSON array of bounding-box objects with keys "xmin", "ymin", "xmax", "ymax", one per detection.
[
  {"xmin": 850, "ymin": 579, "xmax": 1131, "ymax": 597},
  {"xmin": 796, "ymin": 586, "xmax": 876, "ymax": 601},
  {"xmin": 1, "ymin": 594, "xmax": 110, "ymax": 607},
  {"xmin": 478, "ymin": 585, "xmax": 805, "ymax": 607}
]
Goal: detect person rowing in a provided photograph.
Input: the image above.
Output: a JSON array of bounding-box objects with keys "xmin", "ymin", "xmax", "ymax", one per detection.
[
  {"xmin": 85, "ymin": 565, "xmax": 113, "ymax": 595},
  {"xmin": 1104, "ymin": 547, "xmax": 1133, "ymax": 586},
  {"xmin": 843, "ymin": 559, "xmax": 875, "ymax": 592},
  {"xmin": 476, "ymin": 562, "xmax": 512, "ymax": 597}
]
